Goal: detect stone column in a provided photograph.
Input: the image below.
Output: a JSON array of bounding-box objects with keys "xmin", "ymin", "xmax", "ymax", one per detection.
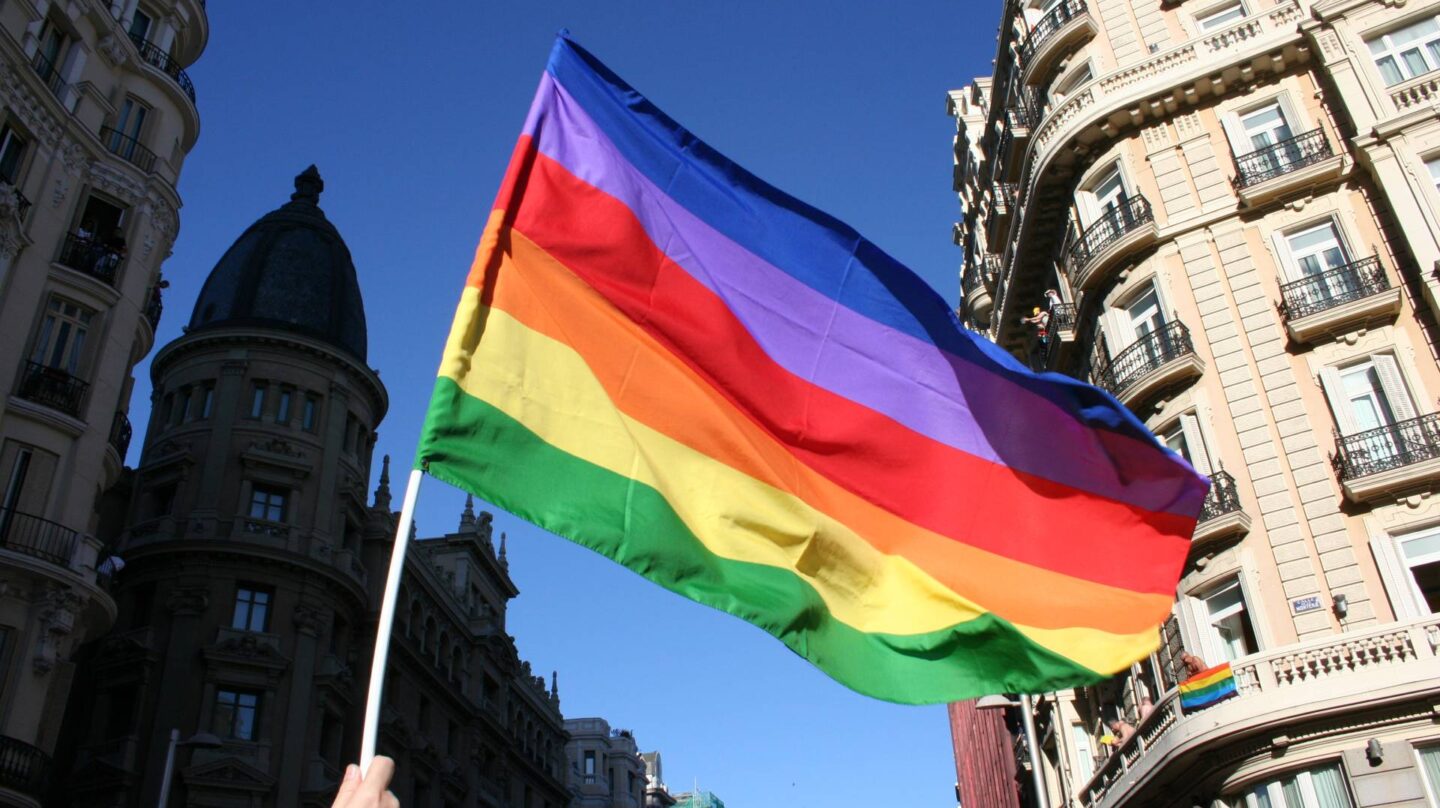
[
  {"xmin": 276, "ymin": 603, "xmax": 325, "ymax": 807},
  {"xmin": 141, "ymin": 586, "xmax": 210, "ymax": 806}
]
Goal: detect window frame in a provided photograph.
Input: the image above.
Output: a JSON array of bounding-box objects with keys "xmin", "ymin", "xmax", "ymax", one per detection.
[
  {"xmin": 213, "ymin": 687, "xmax": 261, "ymax": 741},
  {"xmin": 1367, "ymin": 14, "xmax": 1440, "ymax": 87},
  {"xmin": 1230, "ymin": 760, "xmax": 1354, "ymax": 808},
  {"xmin": 30, "ymin": 296, "xmax": 95, "ymax": 376},
  {"xmin": 1196, "ymin": 1, "xmax": 1248, "ymax": 33},
  {"xmin": 231, "ymin": 585, "xmax": 273, "ymax": 633},
  {"xmin": 247, "ymin": 484, "xmax": 287, "ymax": 523},
  {"xmin": 0, "ymin": 123, "xmax": 29, "ymax": 186}
]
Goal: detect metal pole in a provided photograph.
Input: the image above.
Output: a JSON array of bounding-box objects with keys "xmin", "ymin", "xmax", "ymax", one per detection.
[
  {"xmin": 156, "ymin": 728, "xmax": 179, "ymax": 808},
  {"xmin": 359, "ymin": 468, "xmax": 424, "ymax": 773},
  {"xmin": 1020, "ymin": 694, "xmax": 1051, "ymax": 808}
]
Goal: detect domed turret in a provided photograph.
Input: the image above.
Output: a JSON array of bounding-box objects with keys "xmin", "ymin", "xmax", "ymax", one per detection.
[{"xmin": 188, "ymin": 166, "xmax": 368, "ymax": 360}]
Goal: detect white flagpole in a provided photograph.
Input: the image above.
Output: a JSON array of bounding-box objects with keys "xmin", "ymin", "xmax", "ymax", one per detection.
[{"xmin": 359, "ymin": 467, "xmax": 424, "ymax": 773}]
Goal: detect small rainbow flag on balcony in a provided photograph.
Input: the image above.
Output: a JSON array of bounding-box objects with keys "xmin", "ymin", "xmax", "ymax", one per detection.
[
  {"xmin": 1179, "ymin": 662, "xmax": 1238, "ymax": 710},
  {"xmin": 415, "ymin": 33, "xmax": 1209, "ymax": 703}
]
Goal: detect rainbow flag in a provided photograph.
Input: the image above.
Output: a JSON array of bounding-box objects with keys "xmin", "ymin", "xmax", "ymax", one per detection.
[
  {"xmin": 1178, "ymin": 663, "xmax": 1238, "ymax": 710},
  {"xmin": 415, "ymin": 34, "xmax": 1208, "ymax": 703}
]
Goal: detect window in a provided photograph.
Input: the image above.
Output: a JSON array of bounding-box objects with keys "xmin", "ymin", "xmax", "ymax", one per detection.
[
  {"xmin": 147, "ymin": 481, "xmax": 176, "ymax": 519},
  {"xmin": 1369, "ymin": 15, "xmax": 1440, "ymax": 86},
  {"xmin": 248, "ymin": 485, "xmax": 286, "ymax": 522},
  {"xmin": 584, "ymin": 750, "xmax": 596, "ymax": 779},
  {"xmin": 302, "ymin": 395, "xmax": 319, "ymax": 431},
  {"xmin": 1070, "ymin": 723, "xmax": 1095, "ymax": 782},
  {"xmin": 1231, "ymin": 762, "xmax": 1353, "ymax": 808},
  {"xmin": 200, "ymin": 383, "xmax": 214, "ymax": 419},
  {"xmin": 108, "ymin": 98, "xmax": 149, "ymax": 157},
  {"xmin": 1319, "ymin": 356, "xmax": 1417, "ymax": 445},
  {"xmin": 1285, "ymin": 221, "xmax": 1351, "ymax": 279},
  {"xmin": 344, "ymin": 413, "xmax": 358, "ymax": 452},
  {"xmin": 1237, "ymin": 101, "xmax": 1295, "ymax": 165},
  {"xmin": 231, "ymin": 586, "xmax": 272, "ymax": 632},
  {"xmin": 1204, "ymin": 579, "xmax": 1258, "ymax": 662},
  {"xmin": 177, "ymin": 386, "xmax": 192, "ymax": 423},
  {"xmin": 128, "ymin": 8, "xmax": 152, "ymax": 41},
  {"xmin": 1160, "ymin": 414, "xmax": 1213, "ymax": 474},
  {"xmin": 214, "ymin": 688, "xmax": 260, "ymax": 741},
  {"xmin": 159, "ymin": 392, "xmax": 174, "ymax": 426},
  {"xmin": 1395, "ymin": 527, "xmax": 1440, "ymax": 614},
  {"xmin": 1198, "ymin": 2, "xmax": 1247, "ymax": 31},
  {"xmin": 33, "ymin": 18, "xmax": 68, "ymax": 82},
  {"xmin": 31, "ymin": 297, "xmax": 93, "ymax": 375},
  {"xmin": 1418, "ymin": 746, "xmax": 1440, "ymax": 807},
  {"xmin": 1086, "ymin": 164, "xmax": 1129, "ymax": 226},
  {"xmin": 2, "ymin": 449, "xmax": 32, "ymax": 517},
  {"xmin": 0, "ymin": 124, "xmax": 28, "ymax": 185},
  {"xmin": 276, "ymin": 389, "xmax": 292, "ymax": 425},
  {"xmin": 248, "ymin": 383, "xmax": 266, "ymax": 419}
]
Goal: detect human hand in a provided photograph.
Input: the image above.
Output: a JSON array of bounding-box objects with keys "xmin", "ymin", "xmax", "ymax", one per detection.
[{"xmin": 331, "ymin": 756, "xmax": 399, "ymax": 808}]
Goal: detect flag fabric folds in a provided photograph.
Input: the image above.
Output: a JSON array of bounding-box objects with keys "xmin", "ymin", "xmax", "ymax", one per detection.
[
  {"xmin": 1178, "ymin": 663, "xmax": 1238, "ymax": 710},
  {"xmin": 416, "ymin": 34, "xmax": 1209, "ymax": 703}
]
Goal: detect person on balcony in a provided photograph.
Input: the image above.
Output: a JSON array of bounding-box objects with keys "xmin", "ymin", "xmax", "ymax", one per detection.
[
  {"xmin": 1179, "ymin": 651, "xmax": 1208, "ymax": 678},
  {"xmin": 1107, "ymin": 718, "xmax": 1136, "ymax": 747}
]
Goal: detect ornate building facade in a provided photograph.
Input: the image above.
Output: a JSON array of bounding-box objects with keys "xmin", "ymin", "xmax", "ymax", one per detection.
[
  {"xmin": 950, "ymin": 0, "xmax": 1440, "ymax": 806},
  {"xmin": 564, "ymin": 718, "xmax": 672, "ymax": 808},
  {"xmin": 0, "ymin": 0, "xmax": 205, "ymax": 805},
  {"xmin": 50, "ymin": 169, "xmax": 570, "ymax": 808}
]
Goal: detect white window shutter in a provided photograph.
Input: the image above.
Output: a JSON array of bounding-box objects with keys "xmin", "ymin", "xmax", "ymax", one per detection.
[
  {"xmin": 1179, "ymin": 413, "xmax": 1214, "ymax": 475},
  {"xmin": 1176, "ymin": 596, "xmax": 1208, "ymax": 665},
  {"xmin": 1372, "ymin": 354, "xmax": 1418, "ymax": 422},
  {"xmin": 1369, "ymin": 536, "xmax": 1423, "ymax": 621},
  {"xmin": 1318, "ymin": 366, "xmax": 1360, "ymax": 435}
]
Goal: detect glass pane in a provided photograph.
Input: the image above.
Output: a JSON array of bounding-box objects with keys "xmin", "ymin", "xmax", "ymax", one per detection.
[
  {"xmin": 1400, "ymin": 531, "xmax": 1440, "ymax": 561},
  {"xmin": 1412, "ymin": 559, "xmax": 1440, "ymax": 613},
  {"xmin": 1402, "ymin": 48, "xmax": 1430, "ymax": 78},
  {"xmin": 1391, "ymin": 18, "xmax": 1439, "ymax": 47},
  {"xmin": 1310, "ymin": 764, "xmax": 1353, "ymax": 808},
  {"xmin": 1287, "ymin": 224, "xmax": 1340, "ymax": 255},
  {"xmin": 1207, "ymin": 582, "xmax": 1244, "ymax": 617},
  {"xmin": 1280, "ymin": 776, "xmax": 1303, "ymax": 808},
  {"xmin": 1418, "ymin": 747, "xmax": 1440, "ymax": 805}
]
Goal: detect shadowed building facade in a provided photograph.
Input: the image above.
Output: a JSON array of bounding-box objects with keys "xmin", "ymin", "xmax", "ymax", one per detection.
[
  {"xmin": 950, "ymin": 0, "xmax": 1440, "ymax": 806},
  {"xmin": 50, "ymin": 169, "xmax": 569, "ymax": 808},
  {"xmin": 0, "ymin": 1, "xmax": 206, "ymax": 805}
]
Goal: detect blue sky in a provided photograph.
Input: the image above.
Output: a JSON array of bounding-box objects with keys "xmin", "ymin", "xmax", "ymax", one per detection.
[{"xmin": 133, "ymin": 2, "xmax": 1001, "ymax": 805}]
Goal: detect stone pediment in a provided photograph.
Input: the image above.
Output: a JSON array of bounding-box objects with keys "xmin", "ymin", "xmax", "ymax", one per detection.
[
  {"xmin": 182, "ymin": 756, "xmax": 275, "ymax": 792},
  {"xmin": 241, "ymin": 438, "xmax": 312, "ymax": 477}
]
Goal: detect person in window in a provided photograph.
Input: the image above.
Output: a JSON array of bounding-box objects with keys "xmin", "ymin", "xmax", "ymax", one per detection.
[
  {"xmin": 1138, "ymin": 696, "xmax": 1155, "ymax": 722},
  {"xmin": 331, "ymin": 756, "xmax": 399, "ymax": 808},
  {"xmin": 94, "ymin": 229, "xmax": 126, "ymax": 279},
  {"xmin": 1107, "ymin": 718, "xmax": 1136, "ymax": 747},
  {"xmin": 1179, "ymin": 651, "xmax": 1208, "ymax": 677}
]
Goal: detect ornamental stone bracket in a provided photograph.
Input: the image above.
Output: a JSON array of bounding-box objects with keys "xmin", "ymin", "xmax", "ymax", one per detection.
[{"xmin": 32, "ymin": 586, "xmax": 82, "ymax": 674}]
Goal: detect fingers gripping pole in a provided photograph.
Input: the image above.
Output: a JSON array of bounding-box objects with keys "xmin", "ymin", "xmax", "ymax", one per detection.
[{"xmin": 360, "ymin": 468, "xmax": 424, "ymax": 773}]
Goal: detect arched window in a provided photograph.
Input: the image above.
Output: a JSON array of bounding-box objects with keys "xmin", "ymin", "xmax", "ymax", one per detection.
[{"xmin": 423, "ymin": 616, "xmax": 437, "ymax": 655}]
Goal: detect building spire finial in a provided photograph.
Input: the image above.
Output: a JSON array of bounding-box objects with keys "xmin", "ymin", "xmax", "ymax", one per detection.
[
  {"xmin": 291, "ymin": 165, "xmax": 323, "ymax": 205},
  {"xmin": 498, "ymin": 531, "xmax": 508, "ymax": 568},
  {"xmin": 459, "ymin": 494, "xmax": 477, "ymax": 533},
  {"xmin": 373, "ymin": 455, "xmax": 392, "ymax": 510}
]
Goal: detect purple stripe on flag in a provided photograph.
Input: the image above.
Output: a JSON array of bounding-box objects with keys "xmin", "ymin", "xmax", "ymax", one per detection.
[{"xmin": 528, "ymin": 74, "xmax": 1202, "ymax": 516}]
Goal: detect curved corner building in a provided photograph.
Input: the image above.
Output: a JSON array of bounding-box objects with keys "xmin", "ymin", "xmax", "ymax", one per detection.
[
  {"xmin": 950, "ymin": 1, "xmax": 1440, "ymax": 807},
  {"xmin": 0, "ymin": 1, "xmax": 205, "ymax": 805}
]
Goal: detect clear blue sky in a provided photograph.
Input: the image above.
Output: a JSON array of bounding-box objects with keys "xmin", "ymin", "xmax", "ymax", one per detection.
[{"xmin": 132, "ymin": 3, "xmax": 1002, "ymax": 805}]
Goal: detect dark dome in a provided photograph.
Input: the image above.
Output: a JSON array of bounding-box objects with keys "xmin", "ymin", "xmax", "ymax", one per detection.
[{"xmin": 189, "ymin": 166, "xmax": 368, "ymax": 361}]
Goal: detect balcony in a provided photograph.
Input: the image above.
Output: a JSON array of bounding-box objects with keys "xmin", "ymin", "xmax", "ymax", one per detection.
[
  {"xmin": 1020, "ymin": 0, "xmax": 1094, "ymax": 85},
  {"xmin": 963, "ymin": 257, "xmax": 998, "ymax": 326},
  {"xmin": 1232, "ymin": 128, "xmax": 1342, "ymax": 207},
  {"xmin": 1044, "ymin": 302, "xmax": 1078, "ymax": 370},
  {"xmin": 128, "ymin": 33, "xmax": 196, "ymax": 105},
  {"xmin": 1079, "ymin": 615, "xmax": 1440, "ymax": 808},
  {"xmin": 1192, "ymin": 468, "xmax": 1249, "ymax": 549},
  {"xmin": 0, "ymin": 734, "xmax": 52, "ymax": 804},
  {"xmin": 99, "ymin": 127, "xmax": 157, "ymax": 173},
  {"xmin": 1066, "ymin": 196, "xmax": 1157, "ymax": 292},
  {"xmin": 29, "ymin": 50, "xmax": 65, "ymax": 99},
  {"xmin": 0, "ymin": 506, "xmax": 80, "ymax": 567},
  {"xmin": 56, "ymin": 232, "xmax": 122, "ymax": 286},
  {"xmin": 10, "ymin": 186, "xmax": 30, "ymax": 221},
  {"xmin": 1093, "ymin": 321, "xmax": 1202, "ymax": 408},
  {"xmin": 1334, "ymin": 413, "xmax": 1440, "ymax": 502},
  {"xmin": 988, "ymin": 182, "xmax": 1017, "ymax": 239},
  {"xmin": 17, "ymin": 361, "xmax": 88, "ymax": 418},
  {"xmin": 144, "ymin": 285, "xmax": 164, "ymax": 331},
  {"xmin": 109, "ymin": 411, "xmax": 132, "ymax": 458},
  {"xmin": 1278, "ymin": 256, "xmax": 1400, "ymax": 344}
]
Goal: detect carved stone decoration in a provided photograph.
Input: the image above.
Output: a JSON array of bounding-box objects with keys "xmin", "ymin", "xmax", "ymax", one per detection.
[
  {"xmin": 95, "ymin": 34, "xmax": 128, "ymax": 67},
  {"xmin": 33, "ymin": 588, "xmax": 82, "ymax": 673},
  {"xmin": 88, "ymin": 162, "xmax": 144, "ymax": 205},
  {"xmin": 292, "ymin": 603, "xmax": 326, "ymax": 637},
  {"xmin": 216, "ymin": 633, "xmax": 284, "ymax": 659},
  {"xmin": 0, "ymin": 180, "xmax": 24, "ymax": 261},
  {"xmin": 141, "ymin": 228, "xmax": 155, "ymax": 260},
  {"xmin": 165, "ymin": 586, "xmax": 210, "ymax": 615},
  {"xmin": 249, "ymin": 437, "xmax": 306, "ymax": 460}
]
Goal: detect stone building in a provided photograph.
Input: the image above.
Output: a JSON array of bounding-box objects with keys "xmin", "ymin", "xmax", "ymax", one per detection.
[
  {"xmin": 0, "ymin": 0, "xmax": 205, "ymax": 805},
  {"xmin": 49, "ymin": 168, "xmax": 570, "ymax": 808},
  {"xmin": 565, "ymin": 718, "xmax": 674, "ymax": 808},
  {"xmin": 950, "ymin": 0, "xmax": 1440, "ymax": 805}
]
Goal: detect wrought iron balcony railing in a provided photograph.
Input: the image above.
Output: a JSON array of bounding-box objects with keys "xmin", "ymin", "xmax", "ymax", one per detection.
[
  {"xmin": 1048, "ymin": 302, "xmax": 1076, "ymax": 334},
  {"xmin": 57, "ymin": 232, "xmax": 122, "ymax": 285},
  {"xmin": 1020, "ymin": 0, "xmax": 1088, "ymax": 66},
  {"xmin": 1198, "ymin": 469, "xmax": 1242, "ymax": 523},
  {"xmin": 1232, "ymin": 128, "xmax": 1332, "ymax": 189},
  {"xmin": 10, "ymin": 186, "xmax": 30, "ymax": 220},
  {"xmin": 128, "ymin": 33, "xmax": 196, "ymax": 104},
  {"xmin": 1068, "ymin": 195, "xmax": 1153, "ymax": 279},
  {"xmin": 962, "ymin": 261, "xmax": 987, "ymax": 294},
  {"xmin": 1333, "ymin": 413, "xmax": 1440, "ymax": 480},
  {"xmin": 0, "ymin": 505, "xmax": 80, "ymax": 567},
  {"xmin": 1278, "ymin": 256, "xmax": 1389, "ymax": 321},
  {"xmin": 17, "ymin": 360, "xmax": 88, "ymax": 417},
  {"xmin": 109, "ymin": 411, "xmax": 132, "ymax": 457},
  {"xmin": 145, "ymin": 287, "xmax": 164, "ymax": 331},
  {"xmin": 0, "ymin": 734, "xmax": 52, "ymax": 801},
  {"xmin": 1094, "ymin": 321, "xmax": 1194, "ymax": 398},
  {"xmin": 100, "ymin": 126, "xmax": 157, "ymax": 173},
  {"xmin": 29, "ymin": 49, "xmax": 66, "ymax": 98}
]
